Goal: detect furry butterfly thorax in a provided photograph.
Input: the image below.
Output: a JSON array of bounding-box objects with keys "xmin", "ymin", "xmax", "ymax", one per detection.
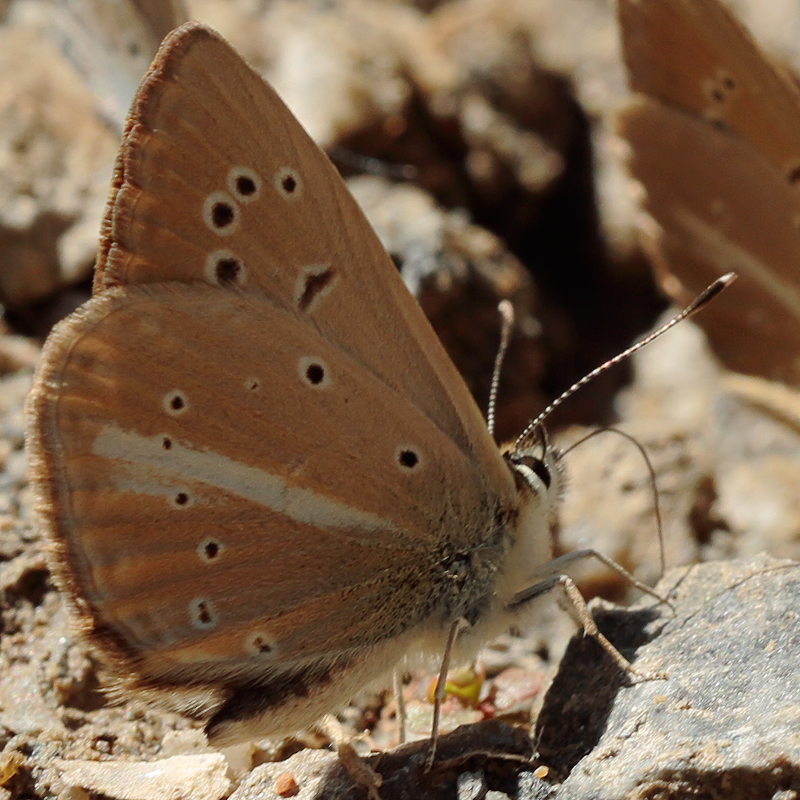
[{"xmin": 26, "ymin": 22, "xmax": 563, "ymax": 745}]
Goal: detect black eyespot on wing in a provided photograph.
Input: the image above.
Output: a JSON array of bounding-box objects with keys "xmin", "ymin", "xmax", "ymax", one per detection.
[
  {"xmin": 298, "ymin": 266, "xmax": 335, "ymax": 312},
  {"xmin": 215, "ymin": 256, "xmax": 243, "ymax": 285},
  {"xmin": 204, "ymin": 541, "xmax": 220, "ymax": 559},
  {"xmin": 227, "ymin": 167, "xmax": 261, "ymax": 202},
  {"xmin": 298, "ymin": 357, "xmax": 330, "ymax": 388},
  {"xmin": 281, "ymin": 174, "xmax": 297, "ymax": 193},
  {"xmin": 274, "ymin": 167, "xmax": 302, "ymax": 200},
  {"xmin": 235, "ymin": 175, "xmax": 256, "ymax": 196},
  {"xmin": 250, "ymin": 634, "xmax": 272, "ymax": 653},
  {"xmin": 198, "ymin": 539, "xmax": 224, "ymax": 564},
  {"xmin": 306, "ymin": 363, "xmax": 324, "ymax": 384},
  {"xmin": 190, "ymin": 598, "xmax": 217, "ymax": 629},
  {"xmin": 212, "ymin": 201, "xmax": 235, "ymax": 229},
  {"xmin": 398, "ymin": 449, "xmax": 419, "ymax": 468}
]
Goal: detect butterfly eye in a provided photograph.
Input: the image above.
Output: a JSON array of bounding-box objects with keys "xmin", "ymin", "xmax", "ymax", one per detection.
[
  {"xmin": 529, "ymin": 459, "xmax": 552, "ymax": 489},
  {"xmin": 511, "ymin": 454, "xmax": 552, "ymax": 490}
]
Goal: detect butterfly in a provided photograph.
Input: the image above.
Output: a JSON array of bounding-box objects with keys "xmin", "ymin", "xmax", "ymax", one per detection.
[{"xmin": 26, "ymin": 21, "xmax": 567, "ymax": 747}]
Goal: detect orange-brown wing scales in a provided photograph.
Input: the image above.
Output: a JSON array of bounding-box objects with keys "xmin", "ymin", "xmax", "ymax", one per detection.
[
  {"xmin": 30, "ymin": 284, "xmax": 500, "ymax": 683},
  {"xmin": 619, "ymin": 0, "xmax": 800, "ymax": 179},
  {"xmin": 620, "ymin": 99, "xmax": 800, "ymax": 381},
  {"xmin": 95, "ymin": 23, "xmax": 513, "ymax": 500}
]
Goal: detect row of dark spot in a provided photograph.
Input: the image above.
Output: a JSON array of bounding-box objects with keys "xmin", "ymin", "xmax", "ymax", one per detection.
[{"xmin": 202, "ymin": 164, "xmax": 302, "ymax": 287}]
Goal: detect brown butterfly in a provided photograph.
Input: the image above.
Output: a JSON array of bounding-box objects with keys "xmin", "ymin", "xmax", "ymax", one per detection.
[
  {"xmin": 618, "ymin": 0, "xmax": 800, "ymax": 385},
  {"xmin": 26, "ymin": 22, "xmax": 563, "ymax": 746},
  {"xmin": 27, "ymin": 19, "xmax": 730, "ymax": 750}
]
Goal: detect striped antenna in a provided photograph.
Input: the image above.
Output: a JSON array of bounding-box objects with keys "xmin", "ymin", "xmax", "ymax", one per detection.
[{"xmin": 514, "ymin": 272, "xmax": 737, "ymax": 448}]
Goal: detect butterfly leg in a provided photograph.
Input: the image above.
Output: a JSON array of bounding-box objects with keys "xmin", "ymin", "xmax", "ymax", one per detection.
[
  {"xmin": 393, "ymin": 670, "xmax": 407, "ymax": 745},
  {"xmin": 508, "ymin": 568, "xmax": 667, "ymax": 680},
  {"xmin": 534, "ymin": 548, "xmax": 672, "ymax": 608},
  {"xmin": 424, "ymin": 616, "xmax": 470, "ymax": 770},
  {"xmin": 321, "ymin": 714, "xmax": 383, "ymax": 800}
]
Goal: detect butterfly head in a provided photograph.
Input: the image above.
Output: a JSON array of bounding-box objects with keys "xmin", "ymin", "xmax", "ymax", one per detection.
[
  {"xmin": 505, "ymin": 425, "xmax": 562, "ymax": 508},
  {"xmin": 504, "ymin": 423, "xmax": 563, "ymax": 507},
  {"xmin": 482, "ymin": 425, "xmax": 564, "ymax": 610}
]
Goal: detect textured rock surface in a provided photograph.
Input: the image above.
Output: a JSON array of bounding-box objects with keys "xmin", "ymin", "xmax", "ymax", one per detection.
[{"xmin": 538, "ymin": 556, "xmax": 800, "ymax": 798}]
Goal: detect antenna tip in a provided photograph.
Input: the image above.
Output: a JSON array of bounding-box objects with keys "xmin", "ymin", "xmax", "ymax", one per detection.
[
  {"xmin": 714, "ymin": 272, "xmax": 737, "ymax": 295},
  {"xmin": 691, "ymin": 272, "xmax": 738, "ymax": 312}
]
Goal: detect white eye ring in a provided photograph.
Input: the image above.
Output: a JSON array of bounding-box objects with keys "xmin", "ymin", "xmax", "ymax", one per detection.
[
  {"xmin": 274, "ymin": 166, "xmax": 302, "ymax": 200},
  {"xmin": 298, "ymin": 357, "xmax": 330, "ymax": 388},
  {"xmin": 202, "ymin": 192, "xmax": 240, "ymax": 235},
  {"xmin": 227, "ymin": 167, "xmax": 262, "ymax": 202},
  {"xmin": 244, "ymin": 631, "xmax": 277, "ymax": 657},
  {"xmin": 163, "ymin": 391, "xmax": 189, "ymax": 415},
  {"xmin": 189, "ymin": 598, "xmax": 218, "ymax": 630},
  {"xmin": 394, "ymin": 445, "xmax": 423, "ymax": 472}
]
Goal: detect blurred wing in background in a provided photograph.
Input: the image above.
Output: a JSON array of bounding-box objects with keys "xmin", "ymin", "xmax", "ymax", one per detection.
[{"xmin": 618, "ymin": 0, "xmax": 800, "ymax": 385}]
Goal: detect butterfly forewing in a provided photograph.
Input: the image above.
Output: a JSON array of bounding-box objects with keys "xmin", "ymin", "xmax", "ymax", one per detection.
[
  {"xmin": 619, "ymin": 0, "xmax": 800, "ymax": 179},
  {"xmin": 26, "ymin": 21, "xmax": 533, "ymax": 742},
  {"xmin": 95, "ymin": 23, "xmax": 512, "ymax": 493}
]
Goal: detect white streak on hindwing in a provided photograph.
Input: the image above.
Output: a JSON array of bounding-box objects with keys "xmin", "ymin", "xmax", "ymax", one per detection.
[{"xmin": 93, "ymin": 423, "xmax": 401, "ymax": 533}]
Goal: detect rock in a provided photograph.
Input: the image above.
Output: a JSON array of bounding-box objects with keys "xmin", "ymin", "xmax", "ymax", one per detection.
[
  {"xmin": 232, "ymin": 721, "xmax": 533, "ymax": 800},
  {"xmin": 536, "ymin": 555, "xmax": 800, "ymax": 798},
  {"xmin": 53, "ymin": 753, "xmax": 232, "ymax": 800}
]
